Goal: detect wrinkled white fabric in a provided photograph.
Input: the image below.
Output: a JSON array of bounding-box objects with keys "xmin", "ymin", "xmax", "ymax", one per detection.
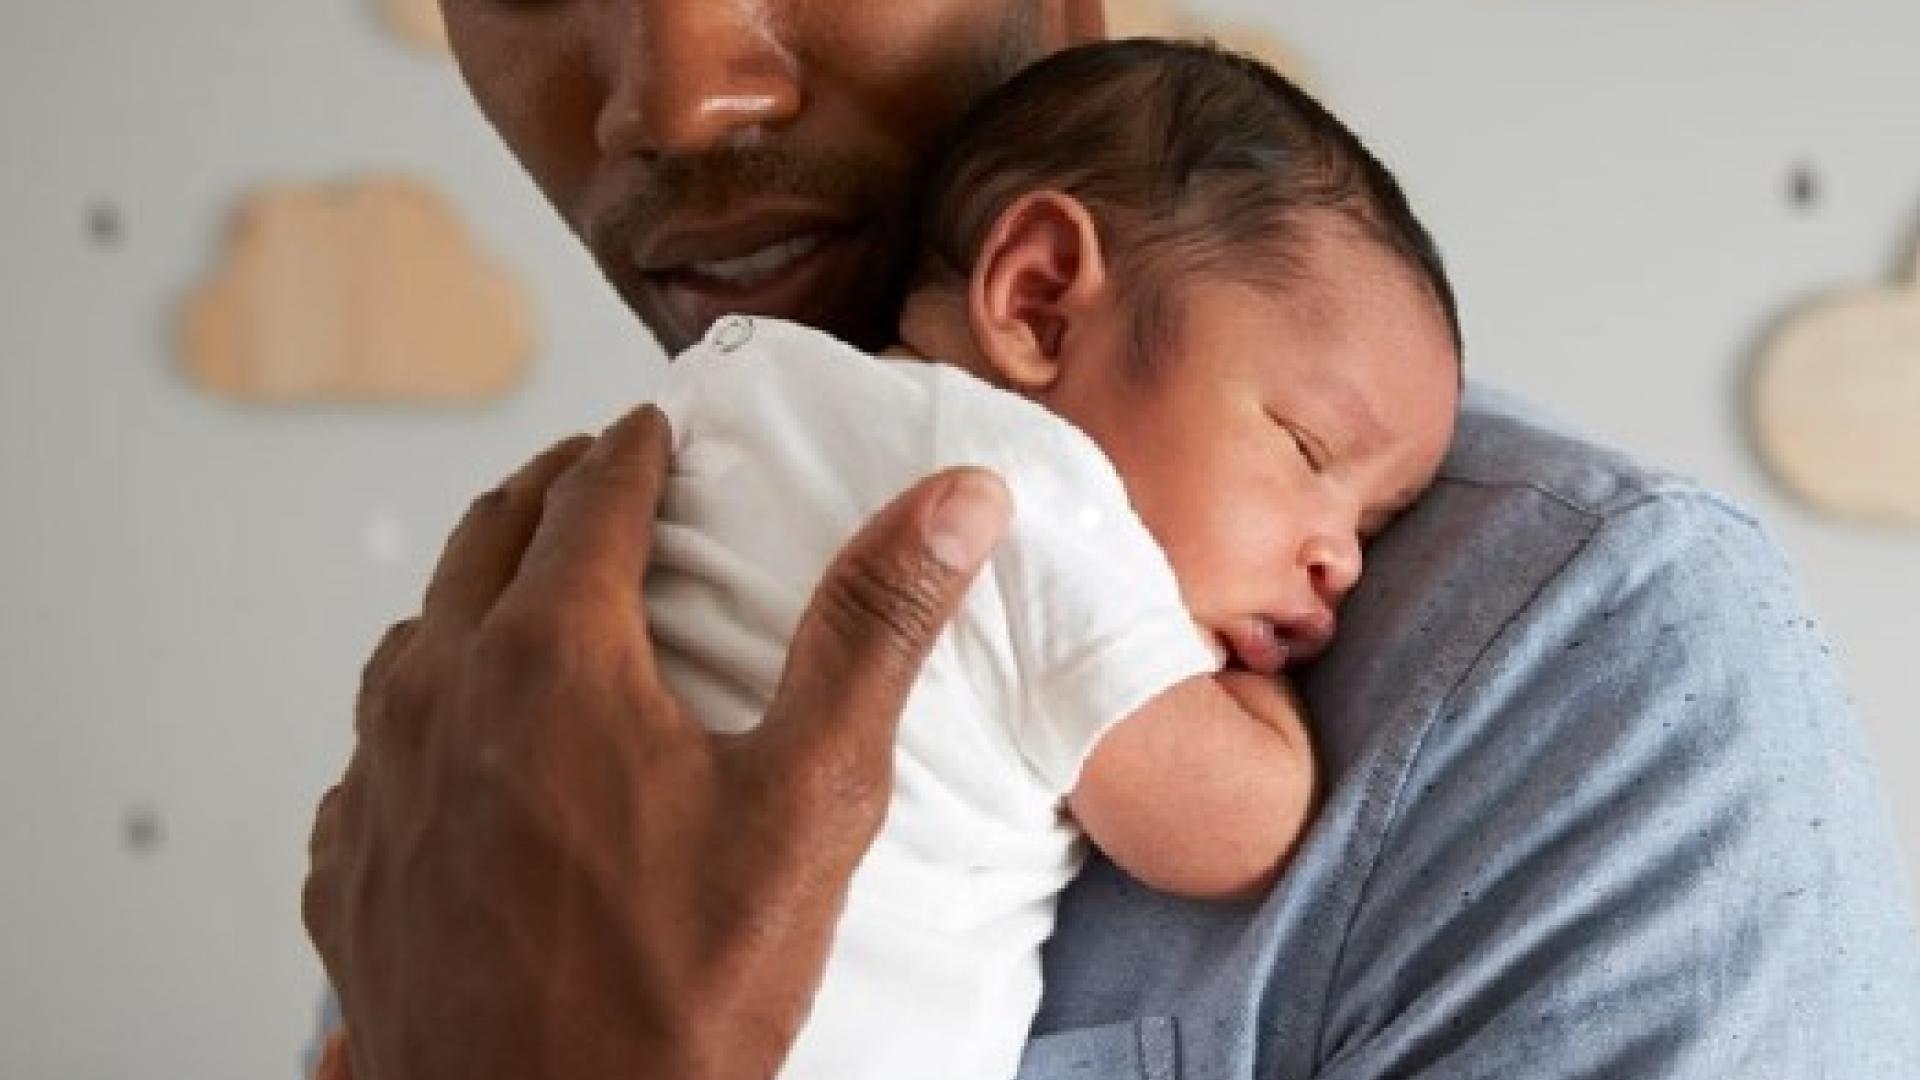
[{"xmin": 648, "ymin": 315, "xmax": 1216, "ymax": 1080}]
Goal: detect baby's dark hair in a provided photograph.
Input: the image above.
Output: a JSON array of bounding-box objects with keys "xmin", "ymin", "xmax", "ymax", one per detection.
[{"xmin": 911, "ymin": 38, "xmax": 1463, "ymax": 369}]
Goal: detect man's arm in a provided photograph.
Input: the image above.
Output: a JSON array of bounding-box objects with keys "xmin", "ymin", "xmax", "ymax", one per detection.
[
  {"xmin": 301, "ymin": 404, "xmax": 1011, "ymax": 1080},
  {"xmin": 1069, "ymin": 671, "xmax": 1319, "ymax": 901}
]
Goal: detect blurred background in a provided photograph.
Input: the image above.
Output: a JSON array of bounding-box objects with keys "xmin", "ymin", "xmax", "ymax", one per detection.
[{"xmin": 2, "ymin": 1, "xmax": 1916, "ymax": 1076}]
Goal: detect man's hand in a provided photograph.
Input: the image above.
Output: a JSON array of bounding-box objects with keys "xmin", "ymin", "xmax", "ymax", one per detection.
[{"xmin": 302, "ymin": 404, "xmax": 1009, "ymax": 1080}]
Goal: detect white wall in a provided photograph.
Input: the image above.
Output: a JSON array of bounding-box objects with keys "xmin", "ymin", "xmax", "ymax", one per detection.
[{"xmin": 1, "ymin": 2, "xmax": 1914, "ymax": 1077}]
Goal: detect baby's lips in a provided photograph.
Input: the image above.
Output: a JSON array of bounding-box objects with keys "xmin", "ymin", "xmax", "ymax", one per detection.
[
  {"xmin": 1222, "ymin": 618, "xmax": 1288, "ymax": 677},
  {"xmin": 1274, "ymin": 608, "xmax": 1337, "ymax": 665}
]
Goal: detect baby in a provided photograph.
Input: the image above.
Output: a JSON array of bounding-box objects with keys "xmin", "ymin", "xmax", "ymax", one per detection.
[
  {"xmin": 315, "ymin": 37, "xmax": 1463, "ymax": 1080},
  {"xmin": 642, "ymin": 38, "xmax": 1463, "ymax": 1080}
]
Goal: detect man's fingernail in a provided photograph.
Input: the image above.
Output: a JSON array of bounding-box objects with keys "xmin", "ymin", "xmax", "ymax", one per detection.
[{"xmin": 926, "ymin": 471, "xmax": 1008, "ymax": 571}]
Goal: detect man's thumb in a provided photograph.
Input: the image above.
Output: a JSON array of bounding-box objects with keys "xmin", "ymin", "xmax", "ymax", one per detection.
[{"xmin": 758, "ymin": 467, "xmax": 1009, "ymax": 800}]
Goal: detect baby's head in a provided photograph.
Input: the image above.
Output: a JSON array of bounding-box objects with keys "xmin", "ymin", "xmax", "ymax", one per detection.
[{"xmin": 897, "ymin": 39, "xmax": 1462, "ymax": 673}]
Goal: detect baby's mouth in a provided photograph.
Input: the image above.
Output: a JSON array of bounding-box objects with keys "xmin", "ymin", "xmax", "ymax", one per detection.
[{"xmin": 1220, "ymin": 618, "xmax": 1289, "ymax": 677}]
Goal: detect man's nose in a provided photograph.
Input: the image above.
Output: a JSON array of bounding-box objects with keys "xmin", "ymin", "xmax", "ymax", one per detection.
[{"xmin": 594, "ymin": 0, "xmax": 804, "ymax": 159}]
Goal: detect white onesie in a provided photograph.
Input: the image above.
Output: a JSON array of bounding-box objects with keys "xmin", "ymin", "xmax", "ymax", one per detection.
[{"xmin": 647, "ymin": 315, "xmax": 1216, "ymax": 1080}]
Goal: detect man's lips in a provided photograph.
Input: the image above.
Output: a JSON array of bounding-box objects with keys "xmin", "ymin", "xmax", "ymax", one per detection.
[
  {"xmin": 625, "ymin": 208, "xmax": 864, "ymax": 346},
  {"xmin": 630, "ymin": 207, "xmax": 853, "ymax": 275},
  {"xmin": 670, "ymin": 234, "xmax": 827, "ymax": 286}
]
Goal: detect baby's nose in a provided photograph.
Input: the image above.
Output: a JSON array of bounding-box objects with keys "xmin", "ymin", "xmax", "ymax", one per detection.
[{"xmin": 1304, "ymin": 532, "xmax": 1363, "ymax": 606}]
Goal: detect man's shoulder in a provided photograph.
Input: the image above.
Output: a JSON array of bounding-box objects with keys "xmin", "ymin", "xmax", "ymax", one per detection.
[
  {"xmin": 1342, "ymin": 381, "xmax": 1794, "ymax": 702},
  {"xmin": 1307, "ymin": 382, "xmax": 1787, "ymax": 769},
  {"xmin": 1029, "ymin": 384, "xmax": 1920, "ymax": 1080},
  {"xmin": 1288, "ymin": 388, "xmax": 1920, "ymax": 1079},
  {"xmin": 1320, "ymin": 382, "xmax": 1887, "ymax": 870},
  {"xmin": 1443, "ymin": 381, "xmax": 1747, "ymax": 527}
]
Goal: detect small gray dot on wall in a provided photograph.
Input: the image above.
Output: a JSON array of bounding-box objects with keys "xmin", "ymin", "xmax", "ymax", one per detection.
[
  {"xmin": 87, "ymin": 202, "xmax": 124, "ymax": 248},
  {"xmin": 1788, "ymin": 163, "xmax": 1822, "ymax": 211},
  {"xmin": 123, "ymin": 804, "xmax": 164, "ymax": 856}
]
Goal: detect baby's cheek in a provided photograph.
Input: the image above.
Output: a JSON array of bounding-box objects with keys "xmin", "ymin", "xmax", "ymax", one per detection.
[
  {"xmin": 1220, "ymin": 497, "xmax": 1295, "ymax": 565},
  {"xmin": 1172, "ymin": 502, "xmax": 1283, "ymax": 602}
]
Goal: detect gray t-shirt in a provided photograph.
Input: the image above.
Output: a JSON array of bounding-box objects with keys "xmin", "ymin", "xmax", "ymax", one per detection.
[{"xmin": 1017, "ymin": 385, "xmax": 1920, "ymax": 1079}]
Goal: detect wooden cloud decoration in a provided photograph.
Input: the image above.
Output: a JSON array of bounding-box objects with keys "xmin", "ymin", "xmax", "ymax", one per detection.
[
  {"xmin": 380, "ymin": 0, "xmax": 449, "ymax": 54},
  {"xmin": 1105, "ymin": 0, "xmax": 1314, "ymax": 86},
  {"xmin": 179, "ymin": 175, "xmax": 533, "ymax": 405},
  {"xmin": 1751, "ymin": 241, "xmax": 1920, "ymax": 526}
]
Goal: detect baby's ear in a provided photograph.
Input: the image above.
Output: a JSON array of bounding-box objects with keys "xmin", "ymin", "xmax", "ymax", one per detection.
[{"xmin": 967, "ymin": 191, "xmax": 1111, "ymax": 393}]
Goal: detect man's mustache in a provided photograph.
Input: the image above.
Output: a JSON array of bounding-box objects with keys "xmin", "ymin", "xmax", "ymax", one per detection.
[{"xmin": 592, "ymin": 144, "xmax": 900, "ymax": 248}]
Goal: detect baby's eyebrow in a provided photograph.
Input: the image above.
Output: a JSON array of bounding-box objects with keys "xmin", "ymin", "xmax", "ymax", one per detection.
[{"xmin": 1320, "ymin": 379, "xmax": 1389, "ymax": 452}]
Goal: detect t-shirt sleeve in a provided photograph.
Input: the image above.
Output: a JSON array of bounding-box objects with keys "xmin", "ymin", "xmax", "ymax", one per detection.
[
  {"xmin": 929, "ymin": 369, "xmax": 1218, "ymax": 797},
  {"xmin": 1312, "ymin": 492, "xmax": 1920, "ymax": 1079}
]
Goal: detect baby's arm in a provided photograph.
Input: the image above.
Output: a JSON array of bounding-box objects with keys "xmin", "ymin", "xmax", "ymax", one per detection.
[{"xmin": 1067, "ymin": 671, "xmax": 1320, "ymax": 902}]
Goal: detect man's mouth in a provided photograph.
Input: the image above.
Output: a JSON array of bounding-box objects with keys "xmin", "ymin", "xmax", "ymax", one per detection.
[
  {"xmin": 678, "ymin": 234, "xmax": 826, "ymax": 288},
  {"xmin": 625, "ymin": 212, "xmax": 867, "ymax": 349}
]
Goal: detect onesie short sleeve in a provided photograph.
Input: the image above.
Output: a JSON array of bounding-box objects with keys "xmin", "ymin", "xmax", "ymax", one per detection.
[
  {"xmin": 649, "ymin": 314, "xmax": 1216, "ymax": 801},
  {"xmin": 925, "ymin": 366, "xmax": 1218, "ymax": 797}
]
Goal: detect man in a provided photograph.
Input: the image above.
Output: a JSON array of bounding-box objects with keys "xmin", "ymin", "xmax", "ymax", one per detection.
[{"xmin": 302, "ymin": 2, "xmax": 1920, "ymax": 1077}]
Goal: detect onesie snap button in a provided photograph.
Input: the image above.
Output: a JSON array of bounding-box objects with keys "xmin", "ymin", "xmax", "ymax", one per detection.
[{"xmin": 711, "ymin": 314, "xmax": 755, "ymax": 353}]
